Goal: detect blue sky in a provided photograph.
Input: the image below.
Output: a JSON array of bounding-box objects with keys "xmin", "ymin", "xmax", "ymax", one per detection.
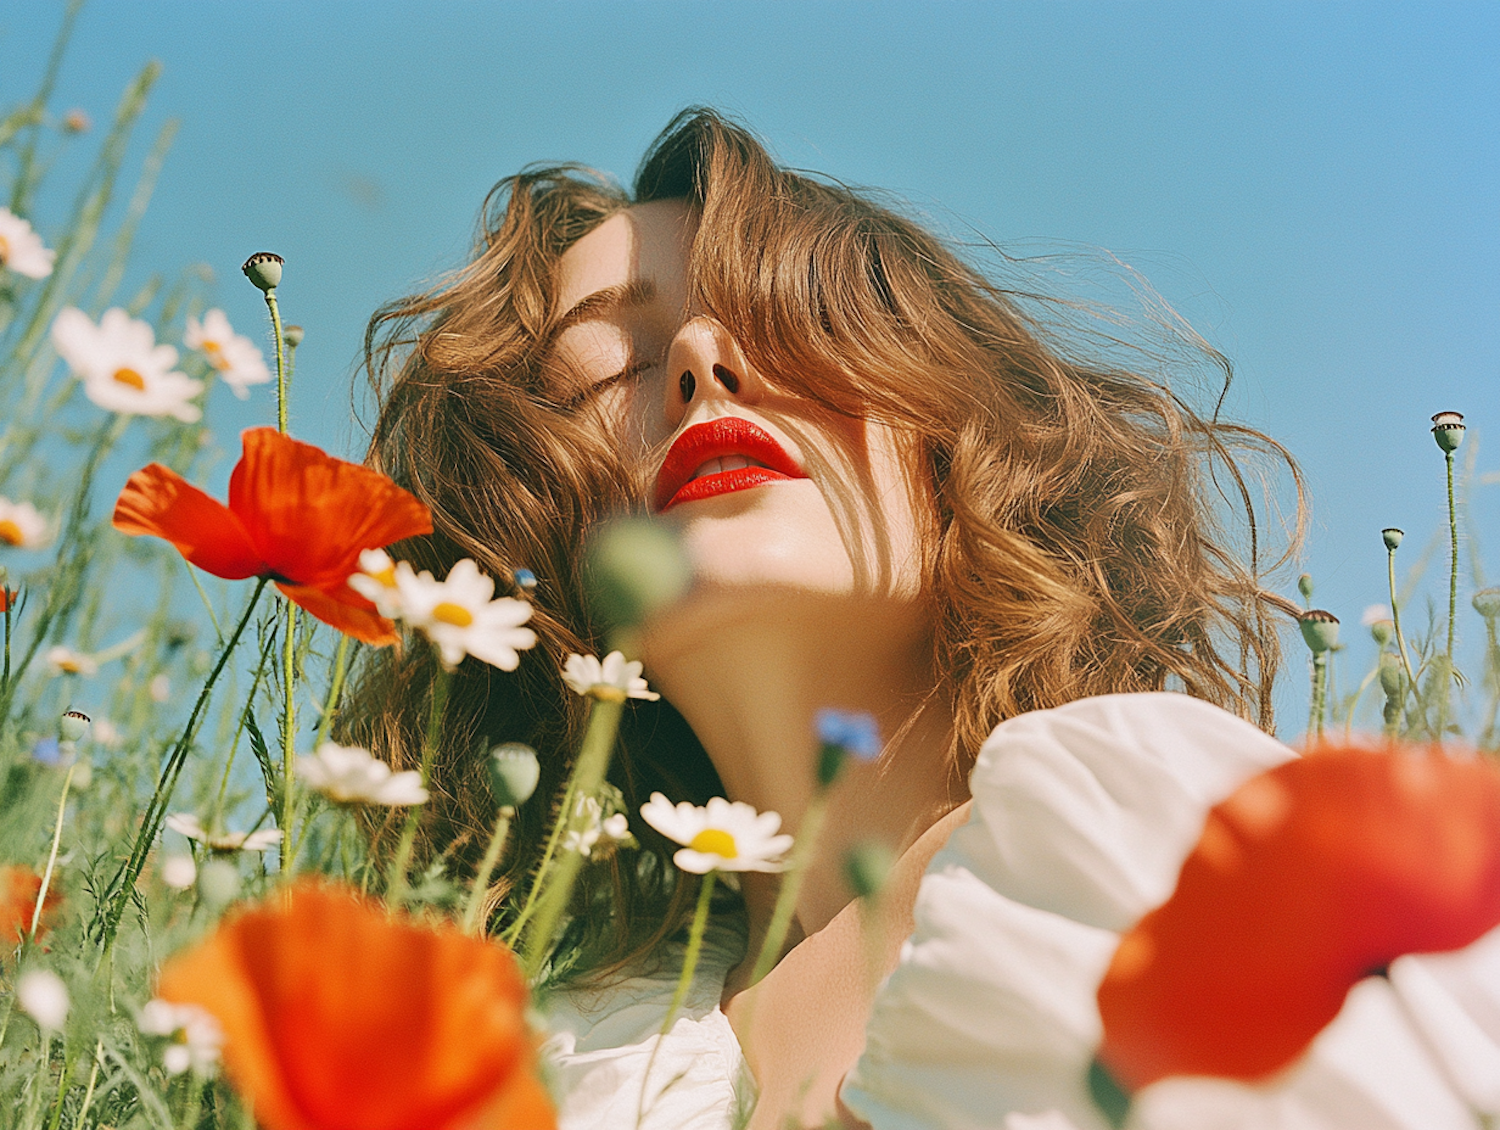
[{"xmin": 5, "ymin": 1, "xmax": 1497, "ymax": 731}]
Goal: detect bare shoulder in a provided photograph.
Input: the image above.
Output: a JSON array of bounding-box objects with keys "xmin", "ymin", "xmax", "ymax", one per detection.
[{"xmin": 725, "ymin": 800, "xmax": 973, "ymax": 1130}]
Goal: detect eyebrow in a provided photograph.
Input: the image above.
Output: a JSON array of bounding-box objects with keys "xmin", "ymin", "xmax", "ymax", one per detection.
[{"xmin": 542, "ymin": 279, "xmax": 657, "ymax": 352}]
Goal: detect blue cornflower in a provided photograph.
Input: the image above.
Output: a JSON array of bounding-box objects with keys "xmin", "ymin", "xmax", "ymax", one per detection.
[{"xmin": 815, "ymin": 709, "xmax": 882, "ymax": 762}]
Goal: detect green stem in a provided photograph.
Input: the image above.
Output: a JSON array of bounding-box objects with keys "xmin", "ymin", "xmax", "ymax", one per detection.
[
  {"xmin": 313, "ymin": 634, "xmax": 352, "ymax": 749},
  {"xmin": 514, "ymin": 697, "xmax": 624, "ymax": 976},
  {"xmin": 1309, "ymin": 653, "xmax": 1328, "ymax": 743},
  {"xmin": 461, "ymin": 809, "xmax": 513, "ymax": 935},
  {"xmin": 2, "ymin": 594, "xmax": 11, "ymax": 698},
  {"xmin": 749, "ymin": 795, "xmax": 826, "ymax": 987},
  {"xmin": 1387, "ymin": 546, "xmax": 1426, "ymax": 737},
  {"xmin": 30, "ymin": 761, "xmax": 76, "ymax": 940},
  {"xmin": 94, "ymin": 580, "xmax": 267, "ymax": 948},
  {"xmin": 71, "ymin": 1043, "xmax": 103, "ymax": 1130},
  {"xmin": 263, "ymin": 289, "xmax": 288, "ymax": 434},
  {"xmin": 44, "ymin": 1048, "xmax": 74, "ymax": 1130},
  {"xmin": 1447, "ymin": 451, "xmax": 1459, "ymax": 666},
  {"xmin": 280, "ymin": 599, "xmax": 296, "ymax": 873},
  {"xmin": 385, "ymin": 662, "xmax": 450, "ymax": 908},
  {"xmin": 212, "ymin": 629, "xmax": 277, "ymax": 827},
  {"xmin": 636, "ymin": 871, "xmax": 718, "ymax": 1125},
  {"xmin": 663, "ymin": 870, "xmax": 716, "ymax": 1033}
]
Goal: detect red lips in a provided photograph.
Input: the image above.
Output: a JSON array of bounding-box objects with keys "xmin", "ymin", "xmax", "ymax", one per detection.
[{"xmin": 652, "ymin": 417, "xmax": 806, "ymax": 512}]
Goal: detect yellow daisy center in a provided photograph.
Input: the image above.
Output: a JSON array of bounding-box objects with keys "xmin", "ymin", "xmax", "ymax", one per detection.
[
  {"xmin": 0, "ymin": 234, "xmax": 10, "ymax": 262},
  {"xmin": 0, "ymin": 520, "xmax": 22, "ymax": 546},
  {"xmin": 203, "ymin": 342, "xmax": 228, "ymax": 370},
  {"xmin": 371, "ymin": 565, "xmax": 397, "ymax": 587},
  {"xmin": 432, "ymin": 601, "xmax": 474, "ymax": 627},
  {"xmin": 57, "ymin": 657, "xmax": 83, "ymax": 673},
  {"xmin": 689, "ymin": 828, "xmax": 738, "ymax": 859},
  {"xmin": 112, "ymin": 367, "xmax": 146, "ymax": 390}
]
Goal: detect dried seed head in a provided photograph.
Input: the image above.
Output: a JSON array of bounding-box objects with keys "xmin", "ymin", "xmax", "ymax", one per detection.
[{"xmin": 241, "ymin": 252, "xmax": 284, "ymax": 292}]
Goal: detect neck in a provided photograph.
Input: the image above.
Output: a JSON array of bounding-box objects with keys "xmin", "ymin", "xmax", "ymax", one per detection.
[{"xmin": 642, "ymin": 587, "xmax": 963, "ymax": 947}]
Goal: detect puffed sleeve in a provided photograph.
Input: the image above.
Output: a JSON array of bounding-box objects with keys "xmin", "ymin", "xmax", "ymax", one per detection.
[{"xmin": 839, "ymin": 692, "xmax": 1500, "ymax": 1130}]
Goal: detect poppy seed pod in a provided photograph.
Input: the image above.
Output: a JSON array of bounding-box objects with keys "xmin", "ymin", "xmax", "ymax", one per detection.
[
  {"xmin": 1299, "ymin": 609, "xmax": 1340, "ymax": 654},
  {"xmin": 1382, "ymin": 528, "xmax": 1405, "ymax": 551},
  {"xmin": 281, "ymin": 324, "xmax": 304, "ymax": 347},
  {"xmin": 1431, "ymin": 411, "xmax": 1466, "ymax": 453},
  {"xmin": 58, "ymin": 710, "xmax": 90, "ymax": 742},
  {"xmin": 241, "ymin": 252, "xmax": 283, "ymax": 292},
  {"xmin": 487, "ymin": 743, "xmax": 540, "ymax": 810},
  {"xmin": 1474, "ymin": 587, "xmax": 1500, "ymax": 620}
]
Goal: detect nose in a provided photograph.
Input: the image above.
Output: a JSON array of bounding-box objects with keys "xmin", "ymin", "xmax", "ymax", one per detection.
[{"xmin": 662, "ymin": 317, "xmax": 761, "ymax": 430}]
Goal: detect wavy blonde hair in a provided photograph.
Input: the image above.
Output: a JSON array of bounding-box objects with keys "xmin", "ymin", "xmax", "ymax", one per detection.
[{"xmin": 345, "ymin": 108, "xmax": 1302, "ymax": 970}]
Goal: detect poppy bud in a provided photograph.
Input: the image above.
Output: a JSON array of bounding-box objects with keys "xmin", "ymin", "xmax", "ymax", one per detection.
[
  {"xmin": 1369, "ymin": 619, "xmax": 1393, "ymax": 647},
  {"xmin": 241, "ymin": 252, "xmax": 284, "ymax": 292},
  {"xmin": 1378, "ymin": 653, "xmax": 1406, "ymax": 698},
  {"xmin": 1431, "ymin": 411, "xmax": 1466, "ymax": 453},
  {"xmin": 584, "ymin": 517, "xmax": 692, "ymax": 632},
  {"xmin": 282, "ymin": 324, "xmax": 304, "ymax": 347},
  {"xmin": 843, "ymin": 840, "xmax": 895, "ymax": 900},
  {"xmin": 1474, "ymin": 587, "xmax": 1500, "ymax": 620},
  {"xmin": 1298, "ymin": 609, "xmax": 1339, "ymax": 654},
  {"xmin": 1382, "ymin": 528, "xmax": 1404, "ymax": 551},
  {"xmin": 487, "ymin": 743, "xmax": 540, "ymax": 810},
  {"xmin": 1296, "ymin": 573, "xmax": 1314, "ymax": 601}
]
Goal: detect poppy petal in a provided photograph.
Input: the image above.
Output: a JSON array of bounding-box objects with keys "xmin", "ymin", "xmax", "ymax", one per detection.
[
  {"xmin": 1098, "ymin": 746, "xmax": 1500, "ymax": 1090},
  {"xmin": 158, "ymin": 881, "xmax": 551, "ymax": 1130},
  {"xmin": 229, "ymin": 428, "xmax": 432, "ymax": 589},
  {"xmin": 457, "ymin": 1067, "xmax": 557, "ymax": 1130},
  {"xmin": 114, "ymin": 463, "xmax": 265, "ymax": 580},
  {"xmin": 275, "ymin": 582, "xmax": 397, "ymax": 647}
]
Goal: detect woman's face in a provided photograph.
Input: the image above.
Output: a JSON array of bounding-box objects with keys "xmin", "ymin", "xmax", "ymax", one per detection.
[{"xmin": 547, "ymin": 200, "xmax": 930, "ymax": 615}]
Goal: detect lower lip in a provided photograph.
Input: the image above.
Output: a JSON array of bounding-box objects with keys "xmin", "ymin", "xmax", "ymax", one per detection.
[{"xmin": 660, "ymin": 467, "xmax": 794, "ymax": 511}]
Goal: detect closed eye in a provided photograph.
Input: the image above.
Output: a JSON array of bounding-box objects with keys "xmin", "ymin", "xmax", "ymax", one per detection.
[{"xmin": 558, "ymin": 357, "xmax": 654, "ymax": 412}]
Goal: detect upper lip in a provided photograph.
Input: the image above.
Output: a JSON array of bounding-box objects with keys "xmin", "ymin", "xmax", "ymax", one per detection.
[{"xmin": 652, "ymin": 416, "xmax": 805, "ymax": 511}]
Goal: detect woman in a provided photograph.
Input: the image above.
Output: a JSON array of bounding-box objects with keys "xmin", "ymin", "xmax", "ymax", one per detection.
[{"xmin": 348, "ymin": 111, "xmax": 1497, "ymax": 1128}]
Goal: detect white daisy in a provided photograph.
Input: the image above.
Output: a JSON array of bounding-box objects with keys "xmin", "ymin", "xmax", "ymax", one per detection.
[
  {"xmin": 639, "ymin": 793, "xmax": 793, "ymax": 874},
  {"xmin": 138, "ymin": 999, "xmax": 224, "ymax": 1077},
  {"xmin": 0, "ymin": 208, "xmax": 55, "ymax": 279},
  {"xmin": 44, "ymin": 646, "xmax": 98, "ymax": 677},
  {"xmin": 394, "ymin": 557, "xmax": 537, "ymax": 671},
  {"xmin": 160, "ymin": 853, "xmax": 197, "ymax": 890},
  {"xmin": 51, "ymin": 306, "xmax": 203, "ymax": 422},
  {"xmin": 17, "ymin": 970, "xmax": 69, "ymax": 1032},
  {"xmin": 184, "ymin": 308, "xmax": 271, "ymax": 399},
  {"xmin": 561, "ymin": 795, "xmax": 633, "ymax": 858},
  {"xmin": 348, "ymin": 547, "xmax": 406, "ymax": 618},
  {"xmin": 0, "ymin": 496, "xmax": 52, "ymax": 549},
  {"xmin": 562, "ymin": 651, "xmax": 660, "ymax": 702},
  {"xmin": 165, "ymin": 812, "xmax": 279, "ymax": 853},
  {"xmin": 295, "ymin": 741, "xmax": 428, "ymax": 806}
]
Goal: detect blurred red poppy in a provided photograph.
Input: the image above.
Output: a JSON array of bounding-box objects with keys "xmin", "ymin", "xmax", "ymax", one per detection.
[
  {"xmin": 157, "ymin": 880, "xmax": 554, "ymax": 1130},
  {"xmin": 1098, "ymin": 744, "xmax": 1500, "ymax": 1090},
  {"xmin": 1, "ymin": 864, "xmax": 60, "ymax": 945},
  {"xmin": 0, "ymin": 587, "xmax": 14, "ymax": 613},
  {"xmin": 113, "ymin": 428, "xmax": 431, "ymax": 645}
]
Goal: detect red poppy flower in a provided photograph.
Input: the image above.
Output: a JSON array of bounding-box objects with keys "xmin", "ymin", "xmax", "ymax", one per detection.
[
  {"xmin": 113, "ymin": 428, "xmax": 431, "ymax": 645},
  {"xmin": 1097, "ymin": 745, "xmax": 1500, "ymax": 1091},
  {"xmin": 157, "ymin": 880, "xmax": 555, "ymax": 1130},
  {"xmin": 0, "ymin": 587, "xmax": 14, "ymax": 613},
  {"xmin": 1, "ymin": 865, "xmax": 60, "ymax": 945}
]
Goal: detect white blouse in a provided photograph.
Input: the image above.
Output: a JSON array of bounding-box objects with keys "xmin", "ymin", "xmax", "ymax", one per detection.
[{"xmin": 539, "ymin": 692, "xmax": 1500, "ymax": 1129}]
